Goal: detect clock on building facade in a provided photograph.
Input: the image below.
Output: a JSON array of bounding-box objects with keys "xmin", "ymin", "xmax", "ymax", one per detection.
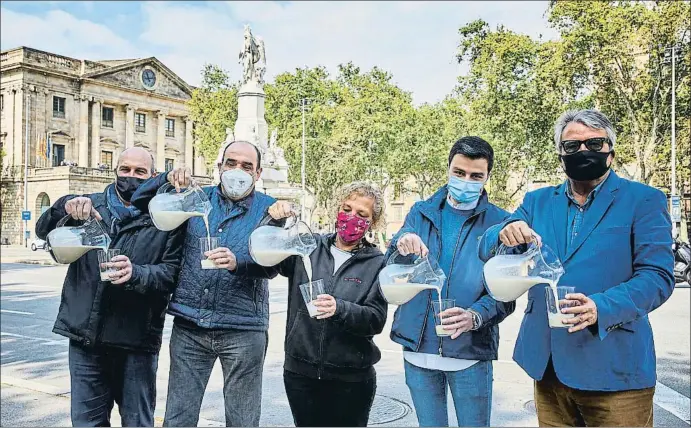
[{"xmin": 142, "ymin": 68, "xmax": 156, "ymax": 89}]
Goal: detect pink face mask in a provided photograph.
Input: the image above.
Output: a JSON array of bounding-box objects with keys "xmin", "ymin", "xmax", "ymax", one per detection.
[{"xmin": 336, "ymin": 212, "xmax": 371, "ymax": 244}]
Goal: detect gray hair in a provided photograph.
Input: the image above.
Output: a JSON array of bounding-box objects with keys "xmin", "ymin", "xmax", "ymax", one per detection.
[
  {"xmin": 553, "ymin": 109, "xmax": 616, "ymax": 152},
  {"xmin": 334, "ymin": 181, "xmax": 385, "ymax": 231}
]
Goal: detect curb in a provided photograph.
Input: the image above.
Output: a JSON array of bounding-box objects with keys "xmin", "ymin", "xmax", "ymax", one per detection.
[{"xmin": 1, "ymin": 259, "xmax": 59, "ymax": 266}]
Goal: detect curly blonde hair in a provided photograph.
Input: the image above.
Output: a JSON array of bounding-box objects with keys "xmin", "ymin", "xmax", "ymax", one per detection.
[{"xmin": 334, "ymin": 181, "xmax": 386, "ymax": 231}]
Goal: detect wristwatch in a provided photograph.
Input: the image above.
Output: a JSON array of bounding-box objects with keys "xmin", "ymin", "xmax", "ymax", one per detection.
[{"xmin": 468, "ymin": 309, "xmax": 482, "ymax": 331}]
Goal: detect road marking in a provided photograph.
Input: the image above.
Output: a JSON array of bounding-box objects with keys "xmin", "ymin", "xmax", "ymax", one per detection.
[
  {"xmin": 655, "ymin": 381, "xmax": 691, "ymax": 424},
  {"xmin": 0, "ymin": 332, "xmax": 67, "ymax": 346},
  {"xmin": 1, "ymin": 309, "xmax": 35, "ymax": 315}
]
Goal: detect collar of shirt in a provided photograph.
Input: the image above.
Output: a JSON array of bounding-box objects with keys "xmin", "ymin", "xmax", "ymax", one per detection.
[
  {"xmin": 564, "ymin": 172, "xmax": 609, "ymax": 209},
  {"xmin": 446, "ymin": 194, "xmax": 479, "ymax": 211}
]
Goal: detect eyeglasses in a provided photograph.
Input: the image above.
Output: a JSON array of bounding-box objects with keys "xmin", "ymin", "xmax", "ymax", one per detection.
[{"xmin": 560, "ymin": 137, "xmax": 611, "ymax": 155}]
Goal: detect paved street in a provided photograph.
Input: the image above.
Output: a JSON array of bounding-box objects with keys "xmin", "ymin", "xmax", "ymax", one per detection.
[{"xmin": 1, "ymin": 256, "xmax": 689, "ymax": 427}]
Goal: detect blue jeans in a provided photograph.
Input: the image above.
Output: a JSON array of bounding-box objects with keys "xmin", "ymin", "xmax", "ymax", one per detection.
[
  {"xmin": 68, "ymin": 341, "xmax": 158, "ymax": 427},
  {"xmin": 163, "ymin": 319, "xmax": 268, "ymax": 427},
  {"xmin": 404, "ymin": 359, "xmax": 493, "ymax": 427}
]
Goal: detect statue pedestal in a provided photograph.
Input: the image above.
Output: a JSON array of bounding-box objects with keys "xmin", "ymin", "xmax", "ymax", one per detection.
[{"xmin": 234, "ymin": 83, "xmax": 269, "ymax": 150}]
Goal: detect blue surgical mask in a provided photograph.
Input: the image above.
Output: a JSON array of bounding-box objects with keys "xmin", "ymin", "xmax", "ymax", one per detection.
[{"xmin": 448, "ymin": 176, "xmax": 484, "ymax": 204}]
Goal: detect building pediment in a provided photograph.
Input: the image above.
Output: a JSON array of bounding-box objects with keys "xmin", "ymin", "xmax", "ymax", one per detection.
[{"xmin": 82, "ymin": 58, "xmax": 193, "ymax": 101}]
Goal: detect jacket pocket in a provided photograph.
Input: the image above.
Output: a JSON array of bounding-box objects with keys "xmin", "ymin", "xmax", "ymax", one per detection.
[
  {"xmin": 323, "ymin": 332, "xmax": 376, "ymax": 369},
  {"xmin": 284, "ymin": 309, "xmax": 322, "ymax": 365},
  {"xmin": 524, "ymin": 298, "xmax": 534, "ymax": 314},
  {"xmin": 598, "ymin": 226, "xmax": 631, "ymax": 235}
]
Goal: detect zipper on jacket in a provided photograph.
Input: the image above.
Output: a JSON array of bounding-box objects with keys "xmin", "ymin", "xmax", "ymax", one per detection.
[
  {"xmin": 318, "ymin": 246, "xmax": 343, "ymax": 379},
  {"xmin": 437, "ymin": 210, "xmax": 483, "ymax": 357},
  {"xmin": 317, "ymin": 246, "xmax": 367, "ymax": 378}
]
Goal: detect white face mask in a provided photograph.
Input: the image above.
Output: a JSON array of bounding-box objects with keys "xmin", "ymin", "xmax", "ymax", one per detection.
[{"xmin": 221, "ymin": 169, "xmax": 255, "ymax": 200}]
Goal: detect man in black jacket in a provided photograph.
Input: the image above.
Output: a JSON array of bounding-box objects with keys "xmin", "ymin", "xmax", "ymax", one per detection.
[{"xmin": 36, "ymin": 147, "xmax": 184, "ymax": 427}]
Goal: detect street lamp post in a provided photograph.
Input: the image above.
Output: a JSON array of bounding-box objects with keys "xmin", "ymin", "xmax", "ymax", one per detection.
[
  {"xmin": 664, "ymin": 45, "xmax": 683, "ymax": 238},
  {"xmin": 300, "ymin": 98, "xmax": 310, "ymax": 220},
  {"xmin": 23, "ymin": 91, "xmax": 30, "ymax": 248}
]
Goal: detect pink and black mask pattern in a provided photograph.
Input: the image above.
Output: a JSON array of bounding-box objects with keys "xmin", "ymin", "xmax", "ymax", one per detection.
[{"xmin": 336, "ymin": 212, "xmax": 371, "ymax": 244}]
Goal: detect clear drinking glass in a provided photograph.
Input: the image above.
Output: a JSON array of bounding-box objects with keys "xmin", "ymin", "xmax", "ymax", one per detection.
[
  {"xmin": 200, "ymin": 237, "xmax": 220, "ymax": 269},
  {"xmin": 97, "ymin": 249, "xmax": 121, "ymax": 282},
  {"xmin": 433, "ymin": 298, "xmax": 456, "ymax": 337},
  {"xmin": 299, "ymin": 279, "xmax": 326, "ymax": 318},
  {"xmin": 546, "ymin": 286, "xmax": 576, "ymax": 329}
]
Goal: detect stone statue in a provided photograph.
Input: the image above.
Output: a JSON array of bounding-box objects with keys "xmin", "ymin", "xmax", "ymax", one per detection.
[
  {"xmin": 255, "ymin": 37, "xmax": 267, "ymax": 85},
  {"xmin": 238, "ymin": 24, "xmax": 265, "ymax": 86},
  {"xmin": 225, "ymin": 127, "xmax": 234, "ymax": 143}
]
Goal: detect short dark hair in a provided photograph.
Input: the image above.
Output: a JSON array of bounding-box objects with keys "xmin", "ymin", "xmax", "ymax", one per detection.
[
  {"xmin": 448, "ymin": 136, "xmax": 494, "ymax": 173},
  {"xmin": 218, "ymin": 140, "xmax": 262, "ymax": 170}
]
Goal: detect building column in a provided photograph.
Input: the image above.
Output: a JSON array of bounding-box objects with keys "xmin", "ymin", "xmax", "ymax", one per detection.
[
  {"xmin": 3, "ymin": 88, "xmax": 16, "ymax": 167},
  {"xmin": 156, "ymin": 111, "xmax": 166, "ymax": 173},
  {"xmin": 125, "ymin": 104, "xmax": 135, "ymax": 148},
  {"xmin": 194, "ymin": 151, "xmax": 205, "ymax": 177},
  {"xmin": 91, "ymin": 98, "xmax": 102, "ymax": 168},
  {"xmin": 185, "ymin": 118, "xmax": 194, "ymax": 171},
  {"xmin": 78, "ymin": 95, "xmax": 89, "ymax": 167},
  {"xmin": 13, "ymin": 86, "xmax": 24, "ymax": 168}
]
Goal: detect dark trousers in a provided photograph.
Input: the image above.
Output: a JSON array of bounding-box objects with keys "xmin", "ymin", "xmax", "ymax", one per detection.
[
  {"xmin": 283, "ymin": 370, "xmax": 377, "ymax": 427},
  {"xmin": 535, "ymin": 359, "xmax": 655, "ymax": 427},
  {"xmin": 68, "ymin": 340, "xmax": 158, "ymax": 427},
  {"xmin": 163, "ymin": 320, "xmax": 268, "ymax": 427}
]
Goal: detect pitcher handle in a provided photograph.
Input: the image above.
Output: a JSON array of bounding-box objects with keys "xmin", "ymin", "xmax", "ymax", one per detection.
[
  {"xmin": 158, "ymin": 179, "xmax": 199, "ymax": 195},
  {"xmin": 496, "ymin": 235, "xmax": 539, "ymax": 256},
  {"xmin": 386, "ymin": 249, "xmax": 402, "ymax": 266},
  {"xmin": 55, "ymin": 214, "xmax": 74, "ymax": 228}
]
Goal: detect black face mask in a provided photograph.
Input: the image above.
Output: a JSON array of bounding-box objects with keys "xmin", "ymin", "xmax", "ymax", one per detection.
[
  {"xmin": 560, "ymin": 150, "xmax": 612, "ymax": 181},
  {"xmin": 115, "ymin": 176, "xmax": 146, "ymax": 202}
]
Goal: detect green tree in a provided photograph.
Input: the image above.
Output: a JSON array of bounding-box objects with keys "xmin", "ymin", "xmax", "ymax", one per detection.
[
  {"xmin": 547, "ymin": 0, "xmax": 691, "ymax": 189},
  {"xmin": 455, "ymin": 19, "xmax": 580, "ymax": 207},
  {"xmin": 187, "ymin": 64, "xmax": 239, "ymax": 168}
]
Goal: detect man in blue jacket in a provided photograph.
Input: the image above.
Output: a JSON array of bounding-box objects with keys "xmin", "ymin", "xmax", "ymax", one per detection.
[
  {"xmin": 479, "ymin": 109, "xmax": 674, "ymax": 427},
  {"xmin": 135, "ymin": 141, "xmax": 278, "ymax": 427},
  {"xmin": 388, "ymin": 136, "xmax": 515, "ymax": 427}
]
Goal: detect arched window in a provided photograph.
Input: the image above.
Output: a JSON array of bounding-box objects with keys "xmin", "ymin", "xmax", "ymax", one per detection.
[{"xmin": 36, "ymin": 193, "xmax": 51, "ymax": 215}]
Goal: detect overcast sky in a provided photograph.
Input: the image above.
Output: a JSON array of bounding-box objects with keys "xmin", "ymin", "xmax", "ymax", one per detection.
[{"xmin": 1, "ymin": 1, "xmax": 558, "ymax": 105}]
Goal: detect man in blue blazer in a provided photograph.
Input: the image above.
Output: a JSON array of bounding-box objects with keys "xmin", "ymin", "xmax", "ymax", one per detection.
[{"xmin": 479, "ymin": 109, "xmax": 674, "ymax": 427}]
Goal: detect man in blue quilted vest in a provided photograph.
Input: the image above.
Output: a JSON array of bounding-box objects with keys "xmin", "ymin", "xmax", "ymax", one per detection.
[{"xmin": 136, "ymin": 140, "xmax": 278, "ymax": 427}]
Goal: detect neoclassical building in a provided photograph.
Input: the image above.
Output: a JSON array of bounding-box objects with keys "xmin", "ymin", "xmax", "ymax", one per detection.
[{"xmin": 0, "ymin": 46, "xmax": 209, "ymax": 245}]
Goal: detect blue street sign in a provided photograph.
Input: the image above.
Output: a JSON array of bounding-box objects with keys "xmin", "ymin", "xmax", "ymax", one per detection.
[
  {"xmin": 21, "ymin": 211, "xmax": 31, "ymax": 221},
  {"xmin": 670, "ymin": 195, "xmax": 682, "ymax": 223}
]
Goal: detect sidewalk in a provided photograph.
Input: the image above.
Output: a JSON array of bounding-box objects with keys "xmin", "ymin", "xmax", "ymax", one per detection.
[{"xmin": 0, "ymin": 245, "xmax": 57, "ymax": 265}]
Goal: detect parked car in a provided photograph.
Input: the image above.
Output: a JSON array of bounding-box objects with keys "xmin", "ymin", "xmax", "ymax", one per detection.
[{"xmin": 30, "ymin": 239, "xmax": 47, "ymax": 251}]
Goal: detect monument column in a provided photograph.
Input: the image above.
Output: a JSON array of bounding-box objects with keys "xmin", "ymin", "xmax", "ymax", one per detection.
[
  {"xmin": 91, "ymin": 98, "xmax": 102, "ymax": 168},
  {"xmin": 184, "ymin": 118, "xmax": 194, "ymax": 170},
  {"xmin": 125, "ymin": 104, "xmax": 135, "ymax": 148},
  {"xmin": 3, "ymin": 88, "xmax": 16, "ymax": 167},
  {"xmin": 78, "ymin": 95, "xmax": 89, "ymax": 167},
  {"xmin": 156, "ymin": 111, "xmax": 166, "ymax": 173}
]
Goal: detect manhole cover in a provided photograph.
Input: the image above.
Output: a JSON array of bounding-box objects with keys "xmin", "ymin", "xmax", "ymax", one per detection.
[
  {"xmin": 524, "ymin": 399, "xmax": 536, "ymax": 414},
  {"xmin": 368, "ymin": 394, "xmax": 411, "ymax": 425}
]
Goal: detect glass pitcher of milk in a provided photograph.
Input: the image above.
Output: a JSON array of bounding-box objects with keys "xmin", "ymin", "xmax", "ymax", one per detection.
[
  {"xmin": 46, "ymin": 215, "xmax": 111, "ymax": 264},
  {"xmin": 482, "ymin": 241, "xmax": 564, "ymax": 302},
  {"xmin": 378, "ymin": 251, "xmax": 446, "ymax": 305},
  {"xmin": 149, "ymin": 183, "xmax": 212, "ymax": 232},
  {"xmin": 249, "ymin": 216, "xmax": 317, "ymax": 267}
]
